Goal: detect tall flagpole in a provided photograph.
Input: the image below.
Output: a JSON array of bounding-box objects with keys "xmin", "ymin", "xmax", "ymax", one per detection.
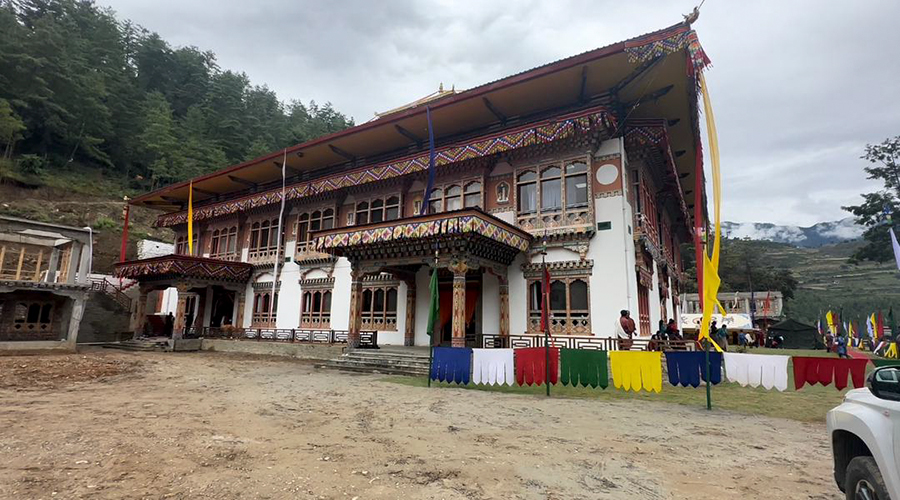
[{"xmin": 271, "ymin": 149, "xmax": 287, "ymax": 324}]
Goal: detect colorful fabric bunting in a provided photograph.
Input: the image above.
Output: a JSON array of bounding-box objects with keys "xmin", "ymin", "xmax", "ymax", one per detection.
[
  {"xmin": 430, "ymin": 347, "xmax": 472, "ymax": 385},
  {"xmin": 559, "ymin": 349, "xmax": 608, "ymax": 389},
  {"xmin": 609, "ymin": 351, "xmax": 662, "ymax": 393},
  {"xmin": 665, "ymin": 351, "xmax": 721, "ymax": 388},
  {"xmin": 472, "ymin": 348, "xmax": 514, "ymax": 386},
  {"xmin": 723, "ymin": 353, "xmax": 790, "ymax": 391},
  {"xmin": 792, "ymin": 356, "xmax": 868, "ymax": 391},
  {"xmin": 515, "ymin": 347, "xmax": 559, "ymax": 386}
]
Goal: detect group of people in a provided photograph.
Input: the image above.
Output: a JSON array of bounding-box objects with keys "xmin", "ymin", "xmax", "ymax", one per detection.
[{"xmin": 615, "ymin": 310, "xmax": 683, "ymax": 351}]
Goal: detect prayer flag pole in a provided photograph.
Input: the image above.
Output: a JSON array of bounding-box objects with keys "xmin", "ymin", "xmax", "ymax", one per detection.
[
  {"xmin": 541, "ymin": 247, "xmax": 550, "ymax": 397},
  {"xmin": 426, "ymin": 250, "xmax": 439, "ymax": 387},
  {"xmin": 705, "ymin": 339, "xmax": 712, "ymax": 410}
]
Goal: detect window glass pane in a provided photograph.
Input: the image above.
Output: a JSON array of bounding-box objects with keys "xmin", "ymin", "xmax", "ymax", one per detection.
[
  {"xmin": 428, "ymin": 199, "xmax": 442, "ymax": 213},
  {"xmin": 298, "ymin": 221, "xmax": 309, "ymax": 243},
  {"xmin": 570, "ymin": 280, "xmax": 588, "ymax": 310},
  {"xmin": 465, "ymin": 182, "xmax": 481, "ymax": 193},
  {"xmin": 260, "ymin": 227, "xmax": 270, "ymax": 248},
  {"xmin": 386, "ymin": 196, "xmax": 399, "ymax": 206},
  {"xmin": 518, "ymin": 171, "xmax": 536, "ymax": 183},
  {"xmin": 566, "ymin": 174, "xmax": 588, "ymax": 207},
  {"xmin": 371, "ymin": 208, "xmax": 383, "ymax": 223},
  {"xmin": 386, "ymin": 288, "xmax": 398, "ymax": 312},
  {"xmin": 262, "ymin": 294, "xmax": 270, "ymax": 313},
  {"xmin": 541, "ymin": 166, "xmax": 561, "ymax": 178},
  {"xmin": 550, "ymin": 281, "xmax": 566, "ymax": 311},
  {"xmin": 385, "ymin": 206, "xmax": 399, "ymax": 220},
  {"xmin": 228, "ymin": 234, "xmax": 237, "ymax": 253},
  {"xmin": 371, "ymin": 199, "xmax": 383, "ymax": 209},
  {"xmin": 312, "ymin": 291, "xmax": 321, "ymax": 311},
  {"xmin": 464, "ymin": 193, "xmax": 480, "ymax": 208},
  {"xmin": 529, "ymin": 282, "xmax": 541, "ymax": 311},
  {"xmin": 357, "ymin": 202, "xmax": 368, "ymax": 210},
  {"xmin": 566, "ymin": 162, "xmax": 587, "ymax": 174},
  {"xmin": 518, "ymin": 183, "xmax": 536, "ymax": 212},
  {"xmin": 310, "ymin": 219, "xmax": 320, "ymax": 232},
  {"xmin": 362, "ymin": 290, "xmax": 372, "ymax": 312},
  {"xmin": 303, "ymin": 292, "xmax": 311, "ymax": 312},
  {"xmin": 446, "ymin": 196, "xmax": 461, "ymax": 211},
  {"xmin": 273, "ymin": 293, "xmax": 278, "ymax": 313},
  {"xmin": 373, "ymin": 289, "xmax": 385, "ymax": 313},
  {"xmin": 541, "ymin": 178, "xmax": 562, "ymax": 211},
  {"xmin": 446, "ymin": 185, "xmax": 461, "ymax": 196},
  {"xmin": 322, "ymin": 291, "xmax": 332, "ymax": 310},
  {"xmin": 322, "ymin": 217, "xmax": 334, "ymax": 230}
]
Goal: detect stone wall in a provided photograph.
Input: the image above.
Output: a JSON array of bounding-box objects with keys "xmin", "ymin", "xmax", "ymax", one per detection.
[{"xmin": 200, "ymin": 339, "xmax": 345, "ymax": 360}]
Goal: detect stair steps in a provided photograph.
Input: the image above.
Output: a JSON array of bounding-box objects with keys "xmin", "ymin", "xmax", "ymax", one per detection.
[
  {"xmin": 323, "ymin": 348, "xmax": 430, "ymax": 377},
  {"xmin": 100, "ymin": 339, "xmax": 169, "ymax": 352}
]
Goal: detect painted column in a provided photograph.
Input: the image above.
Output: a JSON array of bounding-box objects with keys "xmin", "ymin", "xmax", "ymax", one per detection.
[
  {"xmin": 450, "ymin": 261, "xmax": 468, "ymax": 348},
  {"xmin": 234, "ymin": 290, "xmax": 245, "ymax": 328},
  {"xmin": 498, "ymin": 274, "xmax": 510, "ymax": 338},
  {"xmin": 132, "ymin": 286, "xmax": 150, "ymax": 339},
  {"xmin": 66, "ymin": 295, "xmax": 86, "ymax": 348},
  {"xmin": 173, "ymin": 283, "xmax": 190, "ymax": 339},
  {"xmin": 404, "ymin": 280, "xmax": 416, "ymax": 346},
  {"xmin": 347, "ymin": 264, "xmax": 363, "ymax": 348}
]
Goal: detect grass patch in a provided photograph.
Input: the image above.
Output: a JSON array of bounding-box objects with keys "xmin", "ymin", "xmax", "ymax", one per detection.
[{"xmin": 382, "ymin": 350, "xmax": 871, "ymax": 423}]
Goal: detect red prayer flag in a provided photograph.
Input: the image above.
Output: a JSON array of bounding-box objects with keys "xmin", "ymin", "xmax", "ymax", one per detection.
[
  {"xmin": 539, "ymin": 262, "xmax": 550, "ymax": 335},
  {"xmin": 515, "ymin": 347, "xmax": 559, "ymax": 386}
]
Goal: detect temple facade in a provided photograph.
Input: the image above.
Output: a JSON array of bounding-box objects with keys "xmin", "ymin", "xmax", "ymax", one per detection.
[{"xmin": 116, "ymin": 22, "xmax": 710, "ymax": 348}]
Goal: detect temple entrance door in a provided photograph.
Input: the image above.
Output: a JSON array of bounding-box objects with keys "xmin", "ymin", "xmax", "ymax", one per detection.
[
  {"xmin": 209, "ymin": 286, "xmax": 235, "ymax": 327},
  {"xmin": 435, "ymin": 271, "xmax": 482, "ymax": 347}
]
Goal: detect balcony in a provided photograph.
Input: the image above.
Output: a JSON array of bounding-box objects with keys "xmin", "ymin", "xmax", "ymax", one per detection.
[{"xmin": 114, "ymin": 254, "xmax": 253, "ymax": 283}]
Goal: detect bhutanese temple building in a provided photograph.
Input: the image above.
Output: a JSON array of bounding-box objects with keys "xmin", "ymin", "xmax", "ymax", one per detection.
[{"xmin": 115, "ymin": 20, "xmax": 711, "ymax": 349}]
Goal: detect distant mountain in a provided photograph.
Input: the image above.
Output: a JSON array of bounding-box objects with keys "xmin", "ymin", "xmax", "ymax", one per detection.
[{"xmin": 721, "ymin": 218, "xmax": 864, "ymax": 248}]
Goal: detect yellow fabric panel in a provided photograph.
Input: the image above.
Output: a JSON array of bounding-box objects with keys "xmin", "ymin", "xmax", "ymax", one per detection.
[{"xmin": 609, "ymin": 351, "xmax": 662, "ymax": 393}]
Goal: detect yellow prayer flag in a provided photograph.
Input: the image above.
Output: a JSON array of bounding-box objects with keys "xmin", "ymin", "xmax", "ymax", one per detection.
[{"xmin": 187, "ymin": 180, "xmax": 194, "ymax": 256}]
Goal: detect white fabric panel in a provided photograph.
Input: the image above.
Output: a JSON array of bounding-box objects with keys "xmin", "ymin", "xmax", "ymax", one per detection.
[
  {"xmin": 472, "ymin": 348, "xmax": 514, "ymax": 386},
  {"xmin": 723, "ymin": 352, "xmax": 789, "ymax": 392}
]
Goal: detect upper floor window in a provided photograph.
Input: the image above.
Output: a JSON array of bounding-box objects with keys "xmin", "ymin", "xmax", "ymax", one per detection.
[
  {"xmin": 296, "ymin": 209, "xmax": 334, "ymax": 253},
  {"xmin": 249, "ymin": 218, "xmax": 284, "ymax": 261},
  {"xmin": 210, "ymin": 226, "xmax": 238, "ymax": 260},
  {"xmin": 426, "ymin": 181, "xmax": 482, "ymax": 214},
  {"xmin": 518, "ymin": 162, "xmax": 588, "ymax": 216},
  {"xmin": 175, "ymin": 234, "xmax": 198, "ymax": 256},
  {"xmin": 355, "ymin": 196, "xmax": 400, "ymax": 225}
]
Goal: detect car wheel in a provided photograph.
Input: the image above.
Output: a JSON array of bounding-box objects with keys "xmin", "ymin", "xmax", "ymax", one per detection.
[{"xmin": 844, "ymin": 456, "xmax": 889, "ymax": 500}]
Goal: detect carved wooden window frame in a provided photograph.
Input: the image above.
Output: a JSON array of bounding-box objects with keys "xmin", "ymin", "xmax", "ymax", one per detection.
[
  {"xmin": 251, "ymin": 290, "xmax": 278, "ymax": 327},
  {"xmin": 248, "ymin": 217, "xmax": 284, "ymax": 262},
  {"xmin": 295, "ymin": 207, "xmax": 335, "ymax": 254},
  {"xmin": 525, "ymin": 275, "xmax": 591, "ymax": 335},
  {"xmin": 424, "ymin": 177, "xmax": 483, "ymax": 214},
  {"xmin": 354, "ymin": 195, "xmax": 401, "ymax": 225},
  {"xmin": 210, "ymin": 225, "xmax": 239, "ymax": 260},
  {"xmin": 360, "ymin": 284, "xmax": 399, "ymax": 331},
  {"xmin": 300, "ymin": 289, "xmax": 332, "ymax": 329},
  {"xmin": 515, "ymin": 156, "xmax": 593, "ymax": 232}
]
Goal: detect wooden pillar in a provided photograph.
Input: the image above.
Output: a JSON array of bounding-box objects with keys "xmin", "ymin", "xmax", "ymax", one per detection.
[
  {"xmin": 450, "ymin": 261, "xmax": 468, "ymax": 348},
  {"xmin": 498, "ymin": 274, "xmax": 510, "ymax": 338},
  {"xmin": 66, "ymin": 243, "xmax": 81, "ymax": 284},
  {"xmin": 173, "ymin": 283, "xmax": 190, "ymax": 339},
  {"xmin": 404, "ymin": 280, "xmax": 416, "ymax": 346},
  {"xmin": 132, "ymin": 286, "xmax": 150, "ymax": 339},
  {"xmin": 347, "ymin": 264, "xmax": 363, "ymax": 348},
  {"xmin": 46, "ymin": 247, "xmax": 60, "ymax": 283},
  {"xmin": 234, "ymin": 290, "xmax": 245, "ymax": 328},
  {"xmin": 14, "ymin": 246, "xmax": 25, "ymax": 280}
]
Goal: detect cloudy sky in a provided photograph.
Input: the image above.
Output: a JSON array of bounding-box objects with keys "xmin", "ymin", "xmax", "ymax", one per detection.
[{"xmin": 104, "ymin": 0, "xmax": 900, "ymax": 226}]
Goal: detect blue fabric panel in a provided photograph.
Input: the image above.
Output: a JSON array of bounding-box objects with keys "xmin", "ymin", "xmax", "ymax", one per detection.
[
  {"xmin": 430, "ymin": 347, "xmax": 472, "ymax": 385},
  {"xmin": 666, "ymin": 351, "xmax": 722, "ymax": 387}
]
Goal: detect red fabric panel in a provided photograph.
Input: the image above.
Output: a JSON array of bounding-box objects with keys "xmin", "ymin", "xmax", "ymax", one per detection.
[
  {"xmin": 832, "ymin": 360, "xmax": 849, "ymax": 390},
  {"xmin": 816, "ymin": 358, "xmax": 835, "ymax": 386},
  {"xmin": 848, "ymin": 359, "xmax": 869, "ymax": 389},
  {"xmin": 793, "ymin": 357, "xmax": 870, "ymax": 390},
  {"xmin": 515, "ymin": 347, "xmax": 559, "ymax": 386}
]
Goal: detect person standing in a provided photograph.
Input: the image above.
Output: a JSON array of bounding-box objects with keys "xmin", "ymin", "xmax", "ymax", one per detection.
[
  {"xmin": 716, "ymin": 323, "xmax": 728, "ymax": 351},
  {"xmin": 616, "ymin": 310, "xmax": 636, "ymax": 350}
]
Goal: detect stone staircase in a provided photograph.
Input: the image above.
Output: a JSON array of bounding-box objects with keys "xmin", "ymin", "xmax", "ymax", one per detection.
[
  {"xmin": 323, "ymin": 347, "xmax": 430, "ymax": 376},
  {"xmin": 100, "ymin": 338, "xmax": 170, "ymax": 352}
]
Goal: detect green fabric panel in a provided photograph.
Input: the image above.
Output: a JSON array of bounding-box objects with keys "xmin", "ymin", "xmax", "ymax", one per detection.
[
  {"xmin": 560, "ymin": 349, "xmax": 608, "ymax": 389},
  {"xmin": 872, "ymin": 359, "xmax": 900, "ymax": 368}
]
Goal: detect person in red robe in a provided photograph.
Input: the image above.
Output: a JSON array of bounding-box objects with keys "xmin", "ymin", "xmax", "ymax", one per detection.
[{"xmin": 617, "ymin": 310, "xmax": 636, "ymax": 350}]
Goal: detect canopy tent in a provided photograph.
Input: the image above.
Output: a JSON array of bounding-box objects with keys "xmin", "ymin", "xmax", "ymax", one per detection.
[
  {"xmin": 767, "ymin": 318, "xmax": 825, "ymax": 350},
  {"xmin": 680, "ymin": 313, "xmax": 753, "ymax": 332}
]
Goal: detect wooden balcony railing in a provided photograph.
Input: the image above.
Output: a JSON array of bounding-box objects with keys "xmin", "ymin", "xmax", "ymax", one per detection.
[
  {"xmin": 181, "ymin": 327, "xmax": 378, "ymax": 348},
  {"xmin": 478, "ymin": 333, "xmax": 697, "ymax": 351}
]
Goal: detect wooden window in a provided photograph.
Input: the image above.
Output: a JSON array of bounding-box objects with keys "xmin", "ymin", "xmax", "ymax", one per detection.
[
  {"xmin": 360, "ymin": 285, "xmax": 398, "ymax": 331},
  {"xmin": 517, "ymin": 159, "xmax": 592, "ymax": 232},
  {"xmin": 210, "ymin": 226, "xmax": 238, "ymax": 260},
  {"xmin": 463, "ymin": 181, "xmax": 482, "ymax": 208},
  {"xmin": 175, "ymin": 233, "xmax": 198, "ymax": 256},
  {"xmin": 355, "ymin": 196, "xmax": 400, "ymax": 225},
  {"xmin": 300, "ymin": 290, "xmax": 332, "ymax": 328},
  {"xmin": 12, "ymin": 301, "xmax": 54, "ymax": 335},
  {"xmin": 295, "ymin": 208, "xmax": 334, "ymax": 253},
  {"xmin": 425, "ymin": 179, "xmax": 481, "ymax": 214},
  {"xmin": 631, "ymin": 166, "xmax": 659, "ymax": 241},
  {"xmin": 527, "ymin": 277, "xmax": 590, "ymax": 335},
  {"xmin": 251, "ymin": 291, "xmax": 278, "ymax": 327},
  {"xmin": 248, "ymin": 218, "xmax": 284, "ymax": 262}
]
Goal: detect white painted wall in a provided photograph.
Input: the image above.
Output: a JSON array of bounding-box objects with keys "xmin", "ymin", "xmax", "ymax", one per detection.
[
  {"xmin": 648, "ymin": 260, "xmax": 661, "ymax": 335},
  {"xmin": 481, "ymin": 272, "xmax": 500, "ymax": 334},
  {"xmin": 508, "ymin": 253, "xmax": 527, "ymax": 335},
  {"xmin": 329, "ymin": 257, "xmax": 352, "ymax": 331},
  {"xmin": 414, "ymin": 265, "xmax": 431, "ymax": 346}
]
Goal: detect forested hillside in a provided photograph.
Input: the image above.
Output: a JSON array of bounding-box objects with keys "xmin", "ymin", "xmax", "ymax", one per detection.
[{"xmin": 0, "ymin": 0, "xmax": 353, "ymax": 192}]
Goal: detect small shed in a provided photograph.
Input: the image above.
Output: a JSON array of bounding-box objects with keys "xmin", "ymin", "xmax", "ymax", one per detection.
[{"xmin": 767, "ymin": 318, "xmax": 825, "ymax": 349}]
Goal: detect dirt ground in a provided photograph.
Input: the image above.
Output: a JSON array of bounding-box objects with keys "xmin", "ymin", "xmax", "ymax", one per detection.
[{"xmin": 0, "ymin": 350, "xmax": 842, "ymax": 499}]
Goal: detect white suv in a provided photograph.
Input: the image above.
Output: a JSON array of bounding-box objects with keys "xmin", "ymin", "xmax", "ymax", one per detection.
[{"xmin": 827, "ymin": 365, "xmax": 900, "ymax": 499}]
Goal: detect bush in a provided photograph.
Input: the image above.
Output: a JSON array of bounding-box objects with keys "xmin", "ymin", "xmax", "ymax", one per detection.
[
  {"xmin": 94, "ymin": 216, "xmax": 118, "ymax": 230},
  {"xmin": 17, "ymin": 154, "xmax": 46, "ymax": 175}
]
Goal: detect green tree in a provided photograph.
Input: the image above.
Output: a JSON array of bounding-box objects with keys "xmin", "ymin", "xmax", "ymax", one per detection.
[
  {"xmin": 0, "ymin": 98, "xmax": 26, "ymax": 158},
  {"xmin": 843, "ymin": 136, "xmax": 900, "ymax": 263},
  {"xmin": 138, "ymin": 91, "xmax": 179, "ymax": 187},
  {"xmin": 680, "ymin": 238, "xmax": 799, "ymax": 300}
]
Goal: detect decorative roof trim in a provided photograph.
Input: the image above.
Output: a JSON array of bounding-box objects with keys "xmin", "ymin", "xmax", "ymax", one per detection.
[
  {"xmin": 114, "ymin": 255, "xmax": 252, "ymax": 283},
  {"xmin": 156, "ymin": 106, "xmax": 615, "ymax": 228}
]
